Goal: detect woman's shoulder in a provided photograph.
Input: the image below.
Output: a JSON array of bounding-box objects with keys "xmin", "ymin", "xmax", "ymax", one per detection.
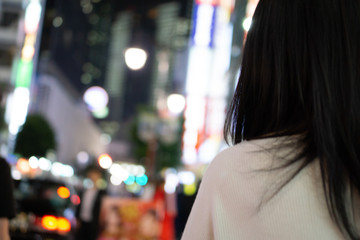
[
  {"xmin": 209, "ymin": 137, "xmax": 282, "ymax": 171},
  {"xmin": 202, "ymin": 136, "xmax": 300, "ymax": 192}
]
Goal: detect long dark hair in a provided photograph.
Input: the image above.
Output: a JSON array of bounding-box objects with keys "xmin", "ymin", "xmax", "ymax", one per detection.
[{"xmin": 224, "ymin": 0, "xmax": 360, "ymax": 238}]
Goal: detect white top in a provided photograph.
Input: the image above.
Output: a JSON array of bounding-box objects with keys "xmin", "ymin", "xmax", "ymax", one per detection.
[{"xmin": 182, "ymin": 137, "xmax": 353, "ymax": 240}]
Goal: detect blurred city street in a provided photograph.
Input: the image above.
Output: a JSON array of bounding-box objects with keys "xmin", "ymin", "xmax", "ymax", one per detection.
[{"xmin": 0, "ymin": 0, "xmax": 253, "ymax": 239}]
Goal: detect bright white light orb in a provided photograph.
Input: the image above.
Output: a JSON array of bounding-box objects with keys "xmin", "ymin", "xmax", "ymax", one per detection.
[
  {"xmin": 164, "ymin": 172, "xmax": 179, "ymax": 194},
  {"xmin": 8, "ymin": 87, "xmax": 30, "ymax": 135},
  {"xmin": 242, "ymin": 17, "xmax": 252, "ymax": 32},
  {"xmin": 83, "ymin": 86, "xmax": 109, "ymax": 111},
  {"xmin": 39, "ymin": 157, "xmax": 52, "ymax": 171},
  {"xmin": 110, "ymin": 175, "xmax": 122, "ymax": 186},
  {"xmin": 178, "ymin": 171, "xmax": 196, "ymax": 185},
  {"xmin": 12, "ymin": 169, "xmax": 22, "ymax": 180},
  {"xmin": 29, "ymin": 156, "xmax": 39, "ymax": 169},
  {"xmin": 25, "ymin": 0, "xmax": 42, "ymax": 33},
  {"xmin": 98, "ymin": 154, "xmax": 112, "ymax": 169},
  {"xmin": 51, "ymin": 162, "xmax": 63, "ymax": 176},
  {"xmin": 110, "ymin": 163, "xmax": 129, "ymax": 181},
  {"xmin": 63, "ymin": 165, "xmax": 74, "ymax": 177},
  {"xmin": 167, "ymin": 94, "xmax": 186, "ymax": 114},
  {"xmin": 132, "ymin": 165, "xmax": 145, "ymax": 176},
  {"xmin": 124, "ymin": 48, "xmax": 147, "ymax": 70}
]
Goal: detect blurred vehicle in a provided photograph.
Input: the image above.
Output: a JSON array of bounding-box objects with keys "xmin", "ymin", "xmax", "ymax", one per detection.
[{"xmin": 10, "ymin": 177, "xmax": 79, "ymax": 240}]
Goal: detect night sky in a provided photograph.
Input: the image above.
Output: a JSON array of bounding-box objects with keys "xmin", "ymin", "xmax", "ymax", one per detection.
[{"xmin": 39, "ymin": 0, "xmax": 189, "ymax": 94}]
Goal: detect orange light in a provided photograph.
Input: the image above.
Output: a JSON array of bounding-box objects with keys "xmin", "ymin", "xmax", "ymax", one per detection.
[
  {"xmin": 57, "ymin": 186, "xmax": 70, "ymax": 199},
  {"xmin": 16, "ymin": 158, "xmax": 31, "ymax": 174},
  {"xmin": 21, "ymin": 45, "xmax": 35, "ymax": 60},
  {"xmin": 57, "ymin": 217, "xmax": 71, "ymax": 232},
  {"xmin": 42, "ymin": 215, "xmax": 57, "ymax": 231}
]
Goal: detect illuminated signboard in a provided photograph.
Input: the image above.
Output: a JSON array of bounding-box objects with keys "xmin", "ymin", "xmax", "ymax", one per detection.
[
  {"xmin": 9, "ymin": 0, "xmax": 43, "ymax": 136},
  {"xmin": 196, "ymin": 0, "xmax": 218, "ymax": 5},
  {"xmin": 15, "ymin": 60, "xmax": 33, "ymax": 88},
  {"xmin": 196, "ymin": 0, "xmax": 235, "ymax": 11},
  {"xmin": 191, "ymin": 4, "xmax": 216, "ymax": 47}
]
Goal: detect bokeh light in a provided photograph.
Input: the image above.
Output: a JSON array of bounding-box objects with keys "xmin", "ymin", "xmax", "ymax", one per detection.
[
  {"xmin": 135, "ymin": 174, "xmax": 148, "ymax": 186},
  {"xmin": 184, "ymin": 183, "xmax": 197, "ymax": 196},
  {"xmin": 16, "ymin": 158, "xmax": 30, "ymax": 174},
  {"xmin": 242, "ymin": 17, "xmax": 252, "ymax": 31},
  {"xmin": 167, "ymin": 94, "xmax": 186, "ymax": 115},
  {"xmin": 178, "ymin": 171, "xmax": 196, "ymax": 185},
  {"xmin": 83, "ymin": 86, "xmax": 109, "ymax": 111},
  {"xmin": 124, "ymin": 48, "xmax": 147, "ymax": 70},
  {"xmin": 98, "ymin": 154, "xmax": 112, "ymax": 169},
  {"xmin": 110, "ymin": 175, "xmax": 122, "ymax": 186},
  {"xmin": 41, "ymin": 215, "xmax": 57, "ymax": 231},
  {"xmin": 77, "ymin": 151, "xmax": 90, "ymax": 165},
  {"xmin": 57, "ymin": 217, "xmax": 71, "ymax": 232},
  {"xmin": 28, "ymin": 156, "xmax": 39, "ymax": 169},
  {"xmin": 126, "ymin": 183, "xmax": 142, "ymax": 194},
  {"xmin": 57, "ymin": 186, "xmax": 70, "ymax": 199},
  {"xmin": 71, "ymin": 194, "xmax": 81, "ymax": 205},
  {"xmin": 124, "ymin": 175, "xmax": 135, "ymax": 185},
  {"xmin": 39, "ymin": 157, "xmax": 52, "ymax": 171}
]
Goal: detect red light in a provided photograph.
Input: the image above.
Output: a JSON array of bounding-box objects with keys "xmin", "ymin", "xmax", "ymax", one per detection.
[
  {"xmin": 71, "ymin": 194, "xmax": 81, "ymax": 205},
  {"xmin": 42, "ymin": 215, "xmax": 57, "ymax": 231},
  {"xmin": 57, "ymin": 186, "xmax": 70, "ymax": 199}
]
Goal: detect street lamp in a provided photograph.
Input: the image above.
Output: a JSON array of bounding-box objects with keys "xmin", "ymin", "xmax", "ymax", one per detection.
[
  {"xmin": 124, "ymin": 47, "xmax": 147, "ymax": 70},
  {"xmin": 167, "ymin": 94, "xmax": 185, "ymax": 115}
]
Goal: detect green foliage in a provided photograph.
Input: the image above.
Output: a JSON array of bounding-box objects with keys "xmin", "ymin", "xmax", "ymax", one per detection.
[
  {"xmin": 129, "ymin": 106, "xmax": 184, "ymax": 173},
  {"xmin": 14, "ymin": 114, "xmax": 56, "ymax": 158},
  {"xmin": 155, "ymin": 132, "xmax": 183, "ymax": 172},
  {"xmin": 129, "ymin": 120, "xmax": 148, "ymax": 166}
]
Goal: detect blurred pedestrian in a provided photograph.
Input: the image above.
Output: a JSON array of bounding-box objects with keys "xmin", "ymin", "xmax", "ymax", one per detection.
[
  {"xmin": 0, "ymin": 157, "xmax": 15, "ymax": 240},
  {"xmin": 76, "ymin": 166, "xmax": 106, "ymax": 240},
  {"xmin": 182, "ymin": 0, "xmax": 360, "ymax": 239}
]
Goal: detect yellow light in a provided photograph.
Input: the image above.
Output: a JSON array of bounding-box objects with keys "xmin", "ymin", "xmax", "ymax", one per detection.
[
  {"xmin": 57, "ymin": 186, "xmax": 70, "ymax": 199},
  {"xmin": 184, "ymin": 183, "xmax": 197, "ymax": 196},
  {"xmin": 24, "ymin": 33, "xmax": 36, "ymax": 47},
  {"xmin": 21, "ymin": 45, "xmax": 35, "ymax": 60},
  {"xmin": 41, "ymin": 215, "xmax": 57, "ymax": 231},
  {"xmin": 57, "ymin": 217, "xmax": 71, "ymax": 232}
]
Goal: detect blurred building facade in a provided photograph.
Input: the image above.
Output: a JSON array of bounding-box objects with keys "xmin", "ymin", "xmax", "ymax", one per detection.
[
  {"xmin": 0, "ymin": 0, "xmax": 23, "ymax": 153},
  {"xmin": 31, "ymin": 59, "xmax": 106, "ymax": 165},
  {"xmin": 103, "ymin": 1, "xmax": 193, "ymax": 155},
  {"xmin": 0, "ymin": 0, "xmax": 22, "ymax": 87}
]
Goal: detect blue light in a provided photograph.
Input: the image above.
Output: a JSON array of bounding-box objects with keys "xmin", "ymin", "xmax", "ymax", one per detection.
[
  {"xmin": 135, "ymin": 174, "xmax": 148, "ymax": 186},
  {"xmin": 124, "ymin": 175, "xmax": 135, "ymax": 185}
]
